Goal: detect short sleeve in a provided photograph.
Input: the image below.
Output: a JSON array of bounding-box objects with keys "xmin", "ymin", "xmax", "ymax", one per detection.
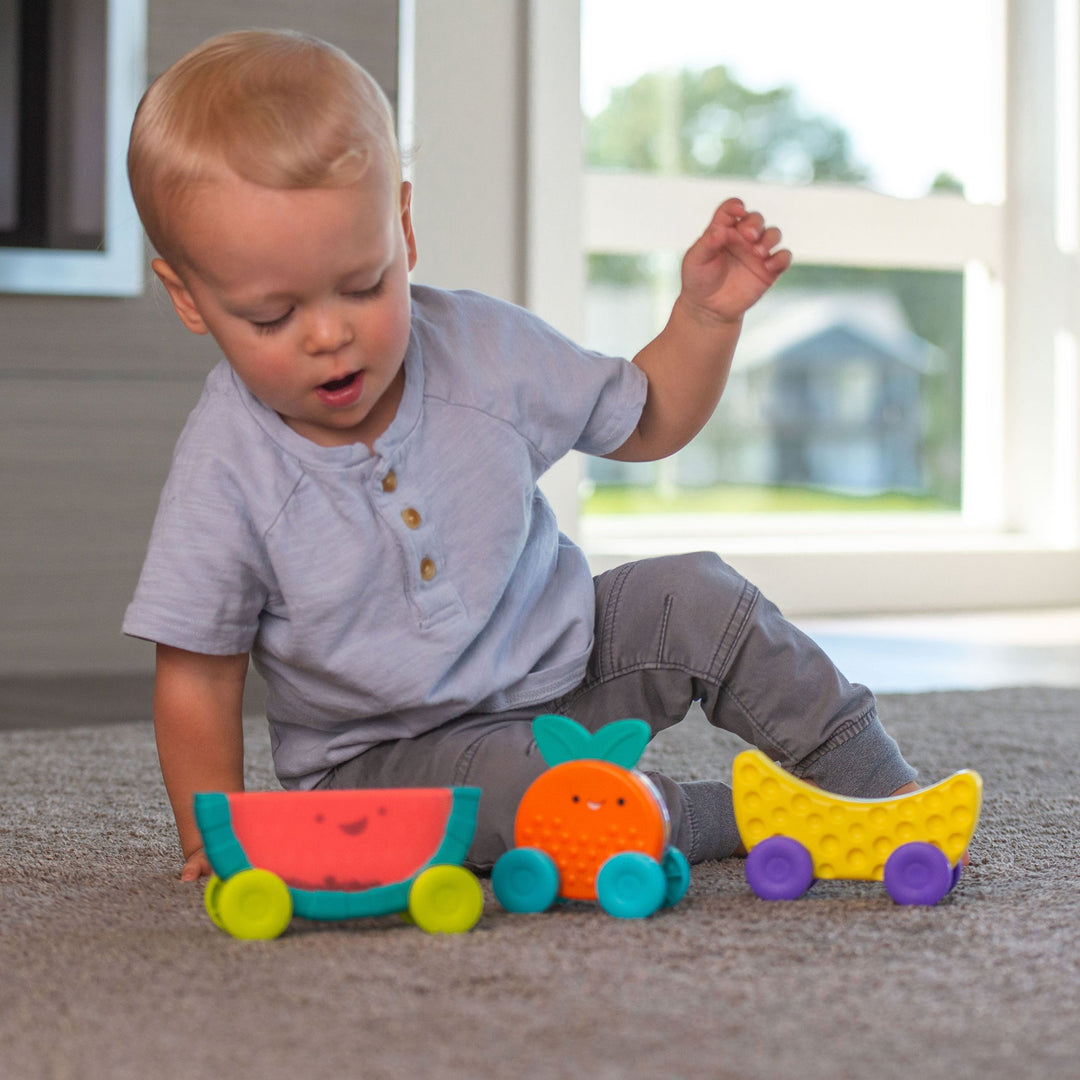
[
  {"xmin": 412, "ymin": 288, "xmax": 649, "ymax": 468},
  {"xmin": 123, "ymin": 419, "xmax": 275, "ymax": 657}
]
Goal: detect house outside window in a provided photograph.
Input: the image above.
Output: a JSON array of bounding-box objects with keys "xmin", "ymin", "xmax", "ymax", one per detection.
[{"xmin": 579, "ymin": 0, "xmax": 998, "ymax": 521}]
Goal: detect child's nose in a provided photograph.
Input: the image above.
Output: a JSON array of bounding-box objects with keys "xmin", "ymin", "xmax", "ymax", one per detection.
[{"xmin": 304, "ymin": 306, "xmax": 354, "ymax": 354}]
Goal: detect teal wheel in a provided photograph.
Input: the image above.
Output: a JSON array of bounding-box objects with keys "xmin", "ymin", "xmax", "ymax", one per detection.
[
  {"xmin": 596, "ymin": 851, "xmax": 666, "ymax": 919},
  {"xmin": 492, "ymin": 847, "xmax": 560, "ymax": 913},
  {"xmin": 660, "ymin": 847, "xmax": 691, "ymax": 908}
]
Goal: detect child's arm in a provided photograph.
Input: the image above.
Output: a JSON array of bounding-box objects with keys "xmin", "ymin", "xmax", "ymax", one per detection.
[
  {"xmin": 153, "ymin": 643, "xmax": 248, "ymax": 881},
  {"xmin": 609, "ymin": 197, "xmax": 791, "ymax": 463}
]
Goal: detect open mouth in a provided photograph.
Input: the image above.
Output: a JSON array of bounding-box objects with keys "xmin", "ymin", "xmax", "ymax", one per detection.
[
  {"xmin": 314, "ymin": 370, "xmax": 364, "ymax": 410},
  {"xmin": 320, "ymin": 372, "xmax": 358, "ymax": 392}
]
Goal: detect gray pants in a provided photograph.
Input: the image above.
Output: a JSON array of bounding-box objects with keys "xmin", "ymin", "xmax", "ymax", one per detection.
[{"xmin": 320, "ymin": 552, "xmax": 915, "ymax": 871}]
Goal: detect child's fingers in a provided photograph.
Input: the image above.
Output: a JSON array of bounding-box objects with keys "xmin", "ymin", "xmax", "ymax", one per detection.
[
  {"xmin": 180, "ymin": 847, "xmax": 211, "ymax": 881},
  {"xmin": 735, "ymin": 210, "xmax": 766, "ymax": 242},
  {"xmin": 700, "ymin": 198, "xmax": 748, "ymax": 244},
  {"xmin": 693, "ymin": 198, "xmax": 791, "ymax": 281},
  {"xmin": 763, "ymin": 246, "xmax": 792, "ymax": 275},
  {"xmin": 756, "ymin": 225, "xmax": 783, "ymax": 255},
  {"xmin": 702, "ymin": 201, "xmax": 783, "ymax": 253},
  {"xmin": 713, "ymin": 196, "xmax": 747, "ymax": 224}
]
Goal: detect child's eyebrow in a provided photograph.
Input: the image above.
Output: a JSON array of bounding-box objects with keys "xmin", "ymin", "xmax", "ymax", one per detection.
[
  {"xmin": 223, "ymin": 289, "xmax": 297, "ymax": 315},
  {"xmin": 226, "ymin": 266, "xmax": 388, "ymax": 313},
  {"xmin": 236, "ymin": 254, "xmax": 392, "ymax": 305},
  {"xmin": 337, "ymin": 257, "xmax": 391, "ymax": 289}
]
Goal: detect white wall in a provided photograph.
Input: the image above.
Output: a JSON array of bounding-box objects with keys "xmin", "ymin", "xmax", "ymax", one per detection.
[{"xmin": 0, "ymin": 0, "xmax": 402, "ymax": 675}]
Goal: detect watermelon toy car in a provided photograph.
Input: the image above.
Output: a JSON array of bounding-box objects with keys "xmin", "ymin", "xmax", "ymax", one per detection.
[
  {"xmin": 492, "ymin": 715, "xmax": 691, "ymax": 919},
  {"xmin": 194, "ymin": 787, "xmax": 483, "ymax": 939}
]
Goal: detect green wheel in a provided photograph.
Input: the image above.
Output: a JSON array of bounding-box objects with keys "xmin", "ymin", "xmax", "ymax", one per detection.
[
  {"xmin": 203, "ymin": 874, "xmax": 228, "ymax": 931},
  {"xmin": 408, "ymin": 865, "xmax": 484, "ymax": 934},
  {"xmin": 215, "ymin": 869, "xmax": 293, "ymax": 940}
]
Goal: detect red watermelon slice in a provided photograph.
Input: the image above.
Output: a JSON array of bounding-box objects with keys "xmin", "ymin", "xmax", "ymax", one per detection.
[{"xmin": 224, "ymin": 789, "xmax": 455, "ymax": 892}]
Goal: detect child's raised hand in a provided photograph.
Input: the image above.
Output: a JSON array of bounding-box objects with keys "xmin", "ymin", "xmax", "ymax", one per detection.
[{"xmin": 679, "ymin": 198, "xmax": 791, "ymax": 325}]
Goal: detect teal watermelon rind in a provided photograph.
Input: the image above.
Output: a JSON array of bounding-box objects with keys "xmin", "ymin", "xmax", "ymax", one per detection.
[
  {"xmin": 194, "ymin": 791, "xmax": 252, "ymax": 880},
  {"xmin": 195, "ymin": 787, "xmax": 481, "ymax": 922}
]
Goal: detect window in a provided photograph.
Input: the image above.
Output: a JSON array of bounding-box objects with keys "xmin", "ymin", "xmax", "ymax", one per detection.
[
  {"xmin": 580, "ymin": 0, "xmax": 1002, "ymax": 522},
  {"xmin": 0, "ymin": 0, "xmax": 145, "ymax": 295},
  {"xmin": 1, "ymin": 0, "xmax": 107, "ymax": 250},
  {"xmin": 411, "ymin": 0, "xmax": 1080, "ymax": 612}
]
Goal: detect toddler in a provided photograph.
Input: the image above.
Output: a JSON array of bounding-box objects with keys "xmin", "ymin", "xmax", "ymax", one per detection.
[{"xmin": 124, "ymin": 29, "xmax": 917, "ymax": 881}]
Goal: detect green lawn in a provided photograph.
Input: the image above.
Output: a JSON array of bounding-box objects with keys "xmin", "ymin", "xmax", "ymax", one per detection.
[{"xmin": 583, "ymin": 484, "xmax": 956, "ymax": 515}]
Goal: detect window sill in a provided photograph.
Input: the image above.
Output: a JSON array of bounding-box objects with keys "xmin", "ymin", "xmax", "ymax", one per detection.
[{"xmin": 582, "ymin": 516, "xmax": 1080, "ymax": 615}]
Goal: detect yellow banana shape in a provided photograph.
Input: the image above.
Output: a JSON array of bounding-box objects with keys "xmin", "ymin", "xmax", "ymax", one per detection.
[{"xmin": 733, "ymin": 748, "xmax": 982, "ymax": 883}]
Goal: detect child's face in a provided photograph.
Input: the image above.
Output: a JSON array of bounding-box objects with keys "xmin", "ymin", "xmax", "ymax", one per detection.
[{"xmin": 153, "ymin": 161, "xmax": 417, "ymax": 448}]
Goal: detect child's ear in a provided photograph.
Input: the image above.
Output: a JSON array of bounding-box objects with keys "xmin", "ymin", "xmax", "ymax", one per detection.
[
  {"xmin": 400, "ymin": 181, "xmax": 418, "ymax": 272},
  {"xmin": 151, "ymin": 258, "xmax": 210, "ymax": 335}
]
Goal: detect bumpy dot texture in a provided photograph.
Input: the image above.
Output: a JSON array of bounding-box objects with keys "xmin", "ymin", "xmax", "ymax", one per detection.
[
  {"xmin": 515, "ymin": 761, "xmax": 668, "ymax": 901},
  {"xmin": 732, "ymin": 749, "xmax": 982, "ymax": 881}
]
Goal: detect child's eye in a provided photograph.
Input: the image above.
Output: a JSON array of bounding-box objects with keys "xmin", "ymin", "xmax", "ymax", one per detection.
[
  {"xmin": 350, "ymin": 277, "xmax": 386, "ymax": 301},
  {"xmin": 250, "ymin": 310, "xmax": 293, "ymax": 335}
]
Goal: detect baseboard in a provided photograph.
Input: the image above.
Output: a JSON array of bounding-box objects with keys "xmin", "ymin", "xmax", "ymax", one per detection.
[{"xmin": 0, "ymin": 673, "xmax": 268, "ymax": 730}]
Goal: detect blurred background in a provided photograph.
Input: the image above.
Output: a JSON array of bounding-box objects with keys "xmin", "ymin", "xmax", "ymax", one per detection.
[{"xmin": 3, "ymin": 0, "xmax": 1079, "ymax": 722}]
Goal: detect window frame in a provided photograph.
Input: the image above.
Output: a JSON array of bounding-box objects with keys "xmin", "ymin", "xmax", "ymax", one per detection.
[
  {"xmin": 581, "ymin": 173, "xmax": 1004, "ymax": 527},
  {"xmin": 0, "ymin": 0, "xmax": 146, "ymax": 297}
]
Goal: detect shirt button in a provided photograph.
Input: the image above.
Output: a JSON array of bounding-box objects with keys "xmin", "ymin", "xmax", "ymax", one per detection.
[
  {"xmin": 381, "ymin": 470, "xmax": 397, "ymax": 493},
  {"xmin": 401, "ymin": 507, "xmax": 422, "ymax": 529},
  {"xmin": 420, "ymin": 557, "xmax": 436, "ymax": 581}
]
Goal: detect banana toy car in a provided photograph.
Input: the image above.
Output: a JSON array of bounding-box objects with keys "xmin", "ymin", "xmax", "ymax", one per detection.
[{"xmin": 732, "ymin": 749, "xmax": 982, "ymax": 906}]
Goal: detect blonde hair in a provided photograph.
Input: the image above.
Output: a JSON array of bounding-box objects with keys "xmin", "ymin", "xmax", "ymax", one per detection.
[{"xmin": 128, "ymin": 29, "xmax": 400, "ymax": 261}]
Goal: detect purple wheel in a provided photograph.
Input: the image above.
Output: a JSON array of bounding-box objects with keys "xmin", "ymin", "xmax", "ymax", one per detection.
[
  {"xmin": 948, "ymin": 861, "xmax": 963, "ymax": 894},
  {"xmin": 884, "ymin": 842, "xmax": 953, "ymax": 906},
  {"xmin": 745, "ymin": 836, "xmax": 814, "ymax": 900}
]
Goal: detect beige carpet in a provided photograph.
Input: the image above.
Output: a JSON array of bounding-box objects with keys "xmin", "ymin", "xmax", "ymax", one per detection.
[{"xmin": 2, "ymin": 687, "xmax": 1079, "ymax": 1080}]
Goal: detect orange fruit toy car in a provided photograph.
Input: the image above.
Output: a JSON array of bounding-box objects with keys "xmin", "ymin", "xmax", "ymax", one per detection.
[{"xmin": 492, "ymin": 715, "xmax": 691, "ymax": 918}]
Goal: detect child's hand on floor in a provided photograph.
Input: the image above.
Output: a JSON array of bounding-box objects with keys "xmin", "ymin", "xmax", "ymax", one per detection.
[
  {"xmin": 180, "ymin": 846, "xmax": 213, "ymax": 882},
  {"xmin": 679, "ymin": 197, "xmax": 791, "ymax": 325}
]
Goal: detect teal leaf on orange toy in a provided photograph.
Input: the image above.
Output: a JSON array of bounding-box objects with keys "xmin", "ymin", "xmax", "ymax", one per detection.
[
  {"xmin": 532, "ymin": 715, "xmax": 651, "ymax": 769},
  {"xmin": 590, "ymin": 719, "xmax": 650, "ymax": 769},
  {"xmin": 532, "ymin": 714, "xmax": 591, "ymax": 766}
]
